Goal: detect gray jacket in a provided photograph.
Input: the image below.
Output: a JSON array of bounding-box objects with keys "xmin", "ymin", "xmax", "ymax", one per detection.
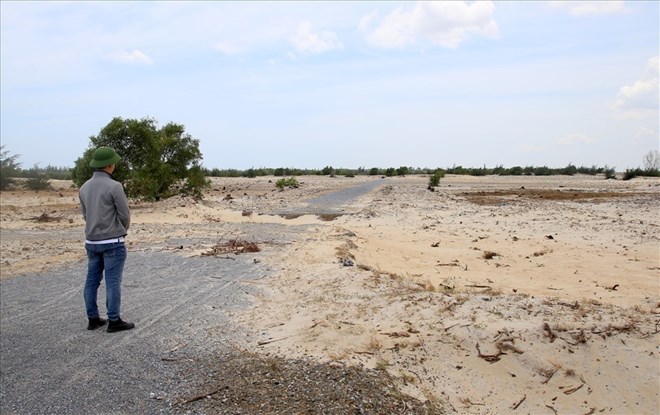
[{"xmin": 79, "ymin": 170, "xmax": 130, "ymax": 241}]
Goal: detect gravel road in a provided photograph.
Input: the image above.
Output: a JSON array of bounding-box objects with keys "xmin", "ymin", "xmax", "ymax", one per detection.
[{"xmin": 0, "ymin": 246, "xmax": 271, "ymax": 415}]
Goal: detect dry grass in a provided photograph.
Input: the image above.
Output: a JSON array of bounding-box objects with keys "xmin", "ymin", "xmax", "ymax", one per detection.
[
  {"xmin": 201, "ymin": 239, "xmax": 261, "ymax": 256},
  {"xmin": 463, "ymin": 189, "xmax": 646, "ymax": 205},
  {"xmin": 482, "ymin": 251, "xmax": 499, "ymax": 260}
]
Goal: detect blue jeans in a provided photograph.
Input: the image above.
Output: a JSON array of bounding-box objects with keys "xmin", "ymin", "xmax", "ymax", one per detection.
[{"xmin": 84, "ymin": 242, "xmax": 127, "ymax": 321}]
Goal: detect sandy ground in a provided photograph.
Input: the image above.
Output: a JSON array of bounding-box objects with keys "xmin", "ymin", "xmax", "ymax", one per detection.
[{"xmin": 1, "ymin": 174, "xmax": 659, "ymax": 414}]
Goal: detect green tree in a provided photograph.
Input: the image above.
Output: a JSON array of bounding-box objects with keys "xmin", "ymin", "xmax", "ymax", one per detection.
[
  {"xmin": 72, "ymin": 117, "xmax": 209, "ymax": 200},
  {"xmin": 321, "ymin": 165, "xmax": 334, "ymax": 176},
  {"xmin": 396, "ymin": 166, "xmax": 409, "ymax": 176},
  {"xmin": 0, "ymin": 146, "xmax": 21, "ymax": 191}
]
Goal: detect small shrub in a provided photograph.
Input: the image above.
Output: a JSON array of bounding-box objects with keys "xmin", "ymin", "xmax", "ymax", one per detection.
[
  {"xmin": 604, "ymin": 166, "xmax": 616, "ymax": 179},
  {"xmin": 483, "ymin": 251, "xmax": 499, "ymax": 260},
  {"xmin": 24, "ymin": 173, "xmax": 52, "ymax": 192},
  {"xmin": 623, "ymin": 167, "xmax": 660, "ymax": 180},
  {"xmin": 275, "ymin": 177, "xmax": 299, "ymax": 189},
  {"xmin": 428, "ymin": 169, "xmax": 444, "ymax": 189}
]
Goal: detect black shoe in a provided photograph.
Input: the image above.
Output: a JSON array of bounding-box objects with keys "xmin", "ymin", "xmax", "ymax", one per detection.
[
  {"xmin": 107, "ymin": 318, "xmax": 135, "ymax": 333},
  {"xmin": 87, "ymin": 317, "xmax": 107, "ymax": 330}
]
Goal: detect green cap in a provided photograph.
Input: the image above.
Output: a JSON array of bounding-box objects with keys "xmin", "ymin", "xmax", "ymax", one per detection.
[{"xmin": 90, "ymin": 147, "xmax": 121, "ymax": 168}]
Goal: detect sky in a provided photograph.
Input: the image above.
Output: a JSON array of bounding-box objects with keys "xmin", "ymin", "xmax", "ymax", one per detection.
[{"xmin": 1, "ymin": 1, "xmax": 658, "ymax": 171}]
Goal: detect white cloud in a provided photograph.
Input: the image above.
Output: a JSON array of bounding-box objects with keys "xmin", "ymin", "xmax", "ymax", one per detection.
[
  {"xmin": 106, "ymin": 49, "xmax": 152, "ymax": 64},
  {"xmin": 365, "ymin": 1, "xmax": 498, "ymax": 49},
  {"xmin": 213, "ymin": 41, "xmax": 240, "ymax": 55},
  {"xmin": 614, "ymin": 56, "xmax": 659, "ymax": 116},
  {"xmin": 290, "ymin": 21, "xmax": 344, "ymax": 54},
  {"xmin": 357, "ymin": 11, "xmax": 379, "ymax": 33},
  {"xmin": 557, "ymin": 133, "xmax": 596, "ymax": 145},
  {"xmin": 548, "ymin": 1, "xmax": 626, "ymax": 17}
]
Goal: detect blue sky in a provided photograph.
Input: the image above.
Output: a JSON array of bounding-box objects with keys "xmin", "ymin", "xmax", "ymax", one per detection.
[{"xmin": 1, "ymin": 1, "xmax": 658, "ymax": 170}]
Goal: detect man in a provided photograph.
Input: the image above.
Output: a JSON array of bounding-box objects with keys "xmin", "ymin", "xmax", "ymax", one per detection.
[{"xmin": 79, "ymin": 147, "xmax": 135, "ymax": 333}]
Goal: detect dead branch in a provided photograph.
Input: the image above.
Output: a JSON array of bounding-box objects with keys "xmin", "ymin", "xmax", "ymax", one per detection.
[
  {"xmin": 545, "ymin": 405, "xmax": 558, "ymax": 415},
  {"xmin": 497, "ymin": 339, "xmax": 524, "ymax": 354},
  {"xmin": 176, "ymin": 387, "xmax": 226, "ymax": 405},
  {"xmin": 257, "ymin": 336, "xmax": 290, "ymax": 346},
  {"xmin": 558, "ymin": 300, "xmax": 580, "ymax": 309},
  {"xmin": 512, "ymin": 395, "xmax": 526, "ymax": 410},
  {"xmin": 542, "ymin": 323, "xmax": 557, "ymax": 343},
  {"xmin": 381, "ymin": 331, "xmax": 410, "ymax": 338},
  {"xmin": 562, "ymin": 383, "xmax": 584, "ymax": 395},
  {"xmin": 541, "ymin": 368, "xmax": 558, "ymax": 385},
  {"xmin": 476, "ymin": 342, "xmax": 503, "ymax": 363},
  {"xmin": 562, "ymin": 329, "xmax": 587, "ymax": 346},
  {"xmin": 201, "ymin": 239, "xmax": 261, "ymax": 256}
]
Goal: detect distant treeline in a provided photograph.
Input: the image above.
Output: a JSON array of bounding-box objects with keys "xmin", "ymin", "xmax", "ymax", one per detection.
[
  {"xmin": 4, "ymin": 163, "xmax": 660, "ymax": 183},
  {"xmin": 11, "ymin": 165, "xmax": 72, "ymax": 180},
  {"xmin": 202, "ymin": 164, "xmax": 659, "ymax": 180}
]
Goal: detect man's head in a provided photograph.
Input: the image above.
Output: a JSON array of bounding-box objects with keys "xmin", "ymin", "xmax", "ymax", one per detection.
[{"xmin": 90, "ymin": 147, "xmax": 121, "ymax": 172}]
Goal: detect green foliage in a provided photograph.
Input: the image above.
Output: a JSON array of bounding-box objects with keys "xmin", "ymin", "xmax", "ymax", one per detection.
[
  {"xmin": 623, "ymin": 167, "xmax": 660, "ymax": 180},
  {"xmin": 384, "ymin": 167, "xmax": 396, "ymax": 177},
  {"xmin": 428, "ymin": 169, "xmax": 445, "ymax": 188},
  {"xmin": 321, "ymin": 166, "xmax": 334, "ymax": 176},
  {"xmin": 24, "ymin": 166, "xmax": 53, "ymax": 191},
  {"xmin": 562, "ymin": 163, "xmax": 578, "ymax": 176},
  {"xmin": 508, "ymin": 166, "xmax": 524, "ymax": 175},
  {"xmin": 604, "ymin": 166, "xmax": 617, "ymax": 180},
  {"xmin": 72, "ymin": 117, "xmax": 210, "ymax": 200},
  {"xmin": 0, "ymin": 146, "xmax": 21, "ymax": 190},
  {"xmin": 275, "ymin": 177, "xmax": 299, "ymax": 189},
  {"xmin": 577, "ymin": 165, "xmax": 603, "ymax": 175},
  {"xmin": 396, "ymin": 166, "xmax": 409, "ymax": 176},
  {"xmin": 369, "ymin": 167, "xmax": 380, "ymax": 176}
]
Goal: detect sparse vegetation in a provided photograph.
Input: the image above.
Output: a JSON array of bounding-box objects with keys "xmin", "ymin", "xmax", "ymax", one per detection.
[
  {"xmin": 0, "ymin": 146, "xmax": 21, "ymax": 190},
  {"xmin": 623, "ymin": 167, "xmax": 660, "ymax": 180},
  {"xmin": 275, "ymin": 177, "xmax": 299, "ymax": 189},
  {"xmin": 5, "ymin": 146, "xmax": 660, "ymax": 195},
  {"xmin": 427, "ymin": 169, "xmax": 445, "ymax": 190},
  {"xmin": 23, "ymin": 166, "xmax": 52, "ymax": 191}
]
